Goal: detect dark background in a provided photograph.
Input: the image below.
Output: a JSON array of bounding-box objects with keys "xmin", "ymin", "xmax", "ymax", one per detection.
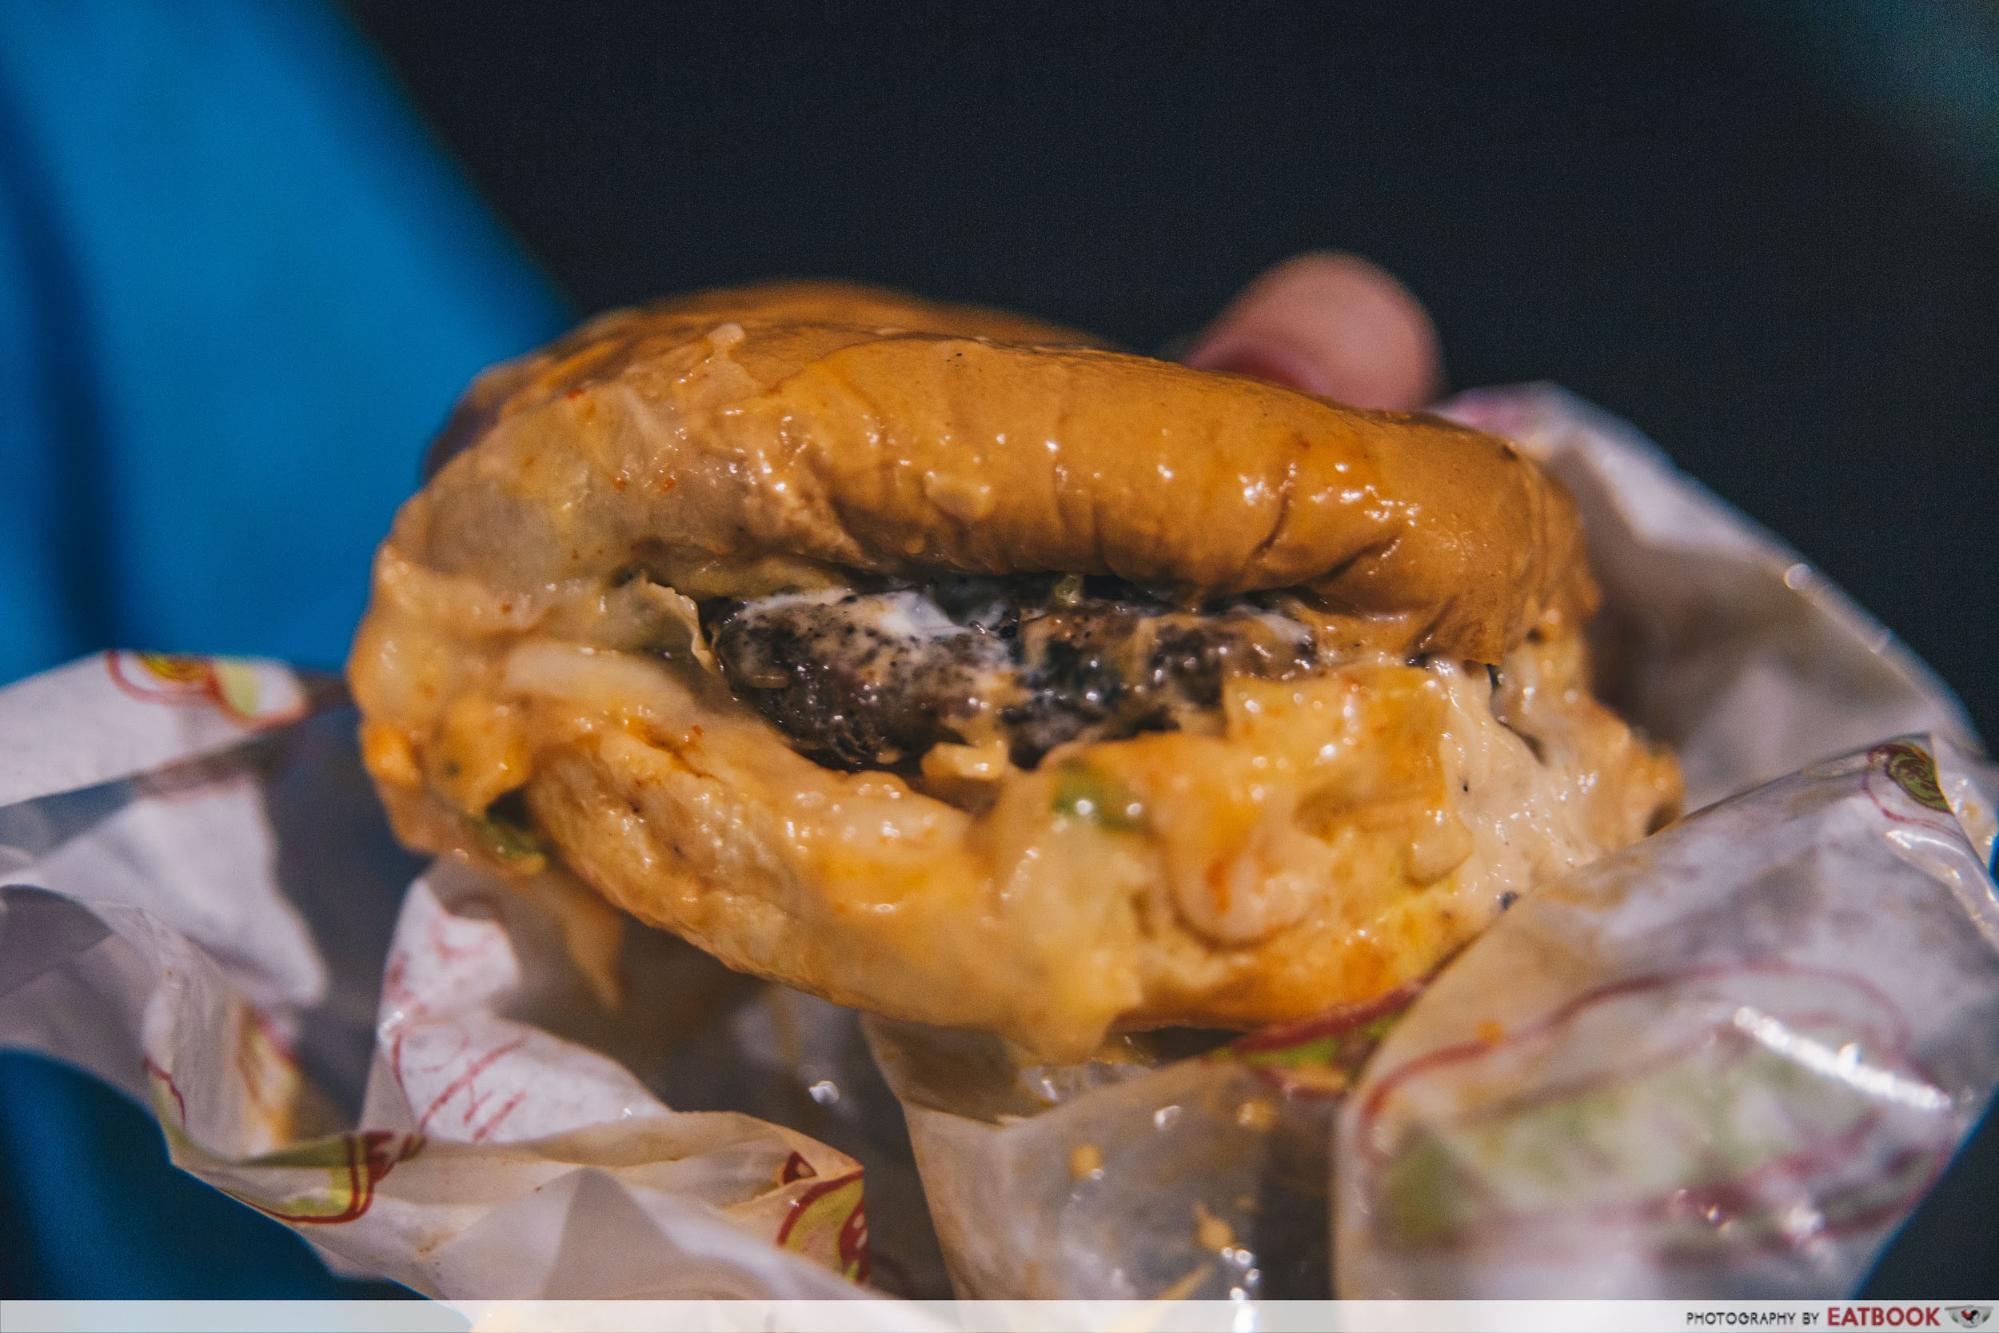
[{"xmin": 339, "ymin": 0, "xmax": 1997, "ymax": 1295}]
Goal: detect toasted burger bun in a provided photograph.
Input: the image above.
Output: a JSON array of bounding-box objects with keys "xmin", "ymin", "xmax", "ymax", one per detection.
[{"xmin": 351, "ymin": 281, "xmax": 1678, "ymax": 1060}]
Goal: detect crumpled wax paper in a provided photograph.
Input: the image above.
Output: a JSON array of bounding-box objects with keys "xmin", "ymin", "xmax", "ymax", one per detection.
[
  {"xmin": 0, "ymin": 653, "xmax": 918, "ymax": 1298},
  {"xmin": 0, "ymin": 386, "xmax": 1992, "ymax": 1305}
]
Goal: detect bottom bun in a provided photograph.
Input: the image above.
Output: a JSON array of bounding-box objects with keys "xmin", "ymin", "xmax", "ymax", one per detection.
[{"xmin": 357, "ymin": 577, "xmax": 1677, "ymax": 1060}]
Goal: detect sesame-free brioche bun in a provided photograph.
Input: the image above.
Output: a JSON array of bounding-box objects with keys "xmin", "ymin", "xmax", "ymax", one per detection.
[{"xmin": 351, "ymin": 282, "xmax": 1677, "ymax": 1060}]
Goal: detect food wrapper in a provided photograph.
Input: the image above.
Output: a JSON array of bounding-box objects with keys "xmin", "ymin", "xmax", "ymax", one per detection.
[
  {"xmin": 0, "ymin": 385, "xmax": 1992, "ymax": 1305},
  {"xmin": 0, "ymin": 658, "xmax": 923, "ymax": 1299}
]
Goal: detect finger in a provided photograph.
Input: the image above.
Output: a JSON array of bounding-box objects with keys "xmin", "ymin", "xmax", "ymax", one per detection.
[{"xmin": 1183, "ymin": 252, "xmax": 1442, "ymax": 410}]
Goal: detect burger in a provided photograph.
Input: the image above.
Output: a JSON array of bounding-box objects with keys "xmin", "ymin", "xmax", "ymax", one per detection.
[{"xmin": 349, "ymin": 282, "xmax": 1680, "ymax": 1062}]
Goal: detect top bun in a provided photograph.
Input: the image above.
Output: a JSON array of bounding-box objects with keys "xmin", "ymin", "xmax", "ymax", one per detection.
[{"xmin": 408, "ymin": 280, "xmax": 1592, "ymax": 662}]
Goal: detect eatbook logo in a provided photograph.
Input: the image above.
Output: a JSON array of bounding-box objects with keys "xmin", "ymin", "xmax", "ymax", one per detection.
[{"xmin": 1948, "ymin": 1309, "xmax": 1991, "ymax": 1330}]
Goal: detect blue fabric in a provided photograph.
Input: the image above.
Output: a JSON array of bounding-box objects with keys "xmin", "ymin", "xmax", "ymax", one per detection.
[
  {"xmin": 0, "ymin": 0, "xmax": 565, "ymax": 678},
  {"xmin": 0, "ymin": 0, "xmax": 566, "ymax": 1297}
]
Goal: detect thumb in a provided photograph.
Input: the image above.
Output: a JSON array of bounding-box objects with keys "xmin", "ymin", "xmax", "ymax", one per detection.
[{"xmin": 1183, "ymin": 252, "xmax": 1442, "ymax": 411}]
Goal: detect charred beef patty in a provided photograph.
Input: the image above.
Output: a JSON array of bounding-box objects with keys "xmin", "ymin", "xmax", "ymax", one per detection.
[{"xmin": 704, "ymin": 577, "xmax": 1318, "ymax": 770}]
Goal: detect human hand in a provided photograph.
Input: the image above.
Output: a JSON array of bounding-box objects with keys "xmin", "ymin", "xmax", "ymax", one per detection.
[{"xmin": 1184, "ymin": 251, "xmax": 1441, "ymax": 411}]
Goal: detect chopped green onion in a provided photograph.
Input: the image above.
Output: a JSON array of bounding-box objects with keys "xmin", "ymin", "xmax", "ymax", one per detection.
[
  {"xmin": 1051, "ymin": 760, "xmax": 1143, "ymax": 831},
  {"xmin": 464, "ymin": 808, "xmax": 547, "ymax": 871}
]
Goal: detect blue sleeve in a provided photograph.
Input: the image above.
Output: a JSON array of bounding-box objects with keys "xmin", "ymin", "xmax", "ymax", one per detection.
[{"xmin": 0, "ymin": 0, "xmax": 568, "ymax": 1297}]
